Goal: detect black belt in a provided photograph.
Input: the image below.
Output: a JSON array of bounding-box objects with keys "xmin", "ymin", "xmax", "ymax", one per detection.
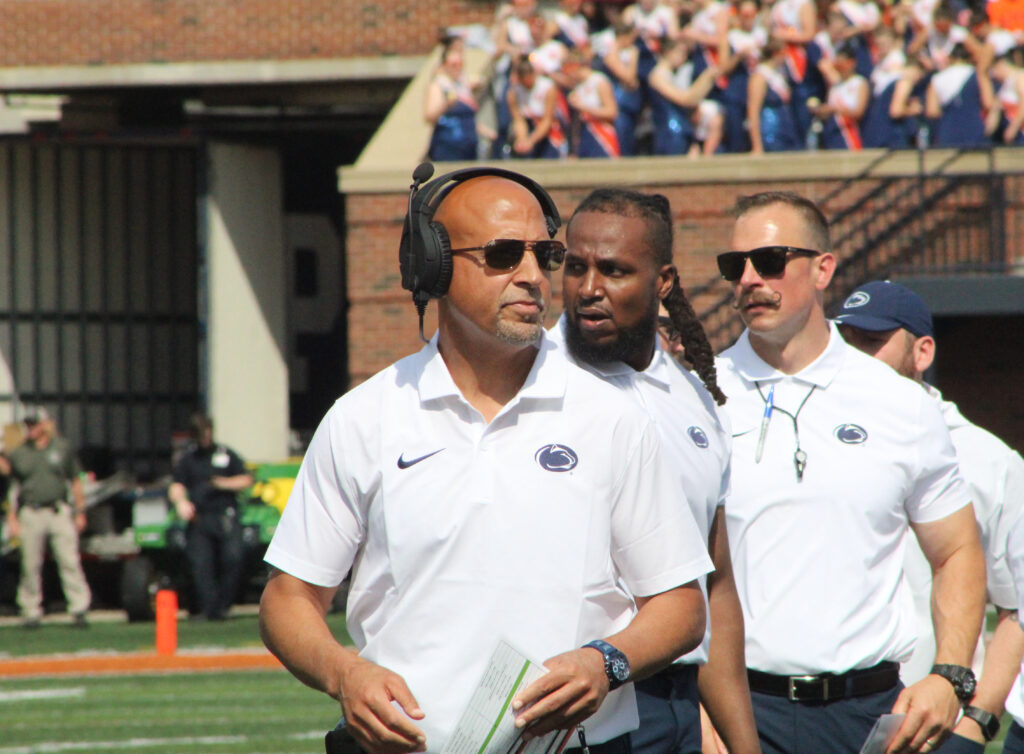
[
  {"xmin": 30, "ymin": 500, "xmax": 63, "ymax": 510},
  {"xmin": 747, "ymin": 661, "xmax": 900, "ymax": 702}
]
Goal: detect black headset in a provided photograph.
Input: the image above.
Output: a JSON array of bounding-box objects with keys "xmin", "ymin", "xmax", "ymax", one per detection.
[{"xmin": 398, "ymin": 163, "xmax": 561, "ymax": 321}]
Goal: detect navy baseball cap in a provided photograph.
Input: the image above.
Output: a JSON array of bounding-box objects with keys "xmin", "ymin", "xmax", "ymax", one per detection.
[{"xmin": 834, "ymin": 280, "xmax": 934, "ymax": 337}]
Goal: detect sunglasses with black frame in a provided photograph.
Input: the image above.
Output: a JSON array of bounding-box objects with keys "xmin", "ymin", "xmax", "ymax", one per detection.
[
  {"xmin": 716, "ymin": 245, "xmax": 821, "ymax": 282},
  {"xmin": 657, "ymin": 315, "xmax": 680, "ymax": 342},
  {"xmin": 450, "ymin": 238, "xmax": 567, "ymax": 272}
]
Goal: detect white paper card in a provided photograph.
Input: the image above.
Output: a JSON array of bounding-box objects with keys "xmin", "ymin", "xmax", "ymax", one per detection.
[
  {"xmin": 859, "ymin": 713, "xmax": 906, "ymax": 754},
  {"xmin": 442, "ymin": 640, "xmax": 572, "ymax": 754}
]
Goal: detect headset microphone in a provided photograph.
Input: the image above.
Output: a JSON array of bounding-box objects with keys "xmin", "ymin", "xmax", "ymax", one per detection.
[
  {"xmin": 406, "ymin": 162, "xmax": 436, "ymax": 342},
  {"xmin": 398, "ymin": 162, "xmax": 561, "ymax": 343}
]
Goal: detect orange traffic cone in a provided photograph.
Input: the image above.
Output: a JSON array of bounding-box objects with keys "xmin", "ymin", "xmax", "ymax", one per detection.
[{"xmin": 155, "ymin": 589, "xmax": 178, "ymax": 655}]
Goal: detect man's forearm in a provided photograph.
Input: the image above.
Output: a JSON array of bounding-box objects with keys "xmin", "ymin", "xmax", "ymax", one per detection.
[
  {"xmin": 931, "ymin": 540, "xmax": 986, "ymax": 666},
  {"xmin": 259, "ymin": 570, "xmax": 355, "ymax": 700},
  {"xmin": 607, "ymin": 582, "xmax": 706, "ymax": 681},
  {"xmin": 969, "ymin": 608, "xmax": 1024, "ymax": 713},
  {"xmin": 213, "ymin": 473, "xmax": 254, "ymax": 492},
  {"xmin": 71, "ymin": 478, "xmax": 86, "ymax": 510},
  {"xmin": 698, "ymin": 510, "xmax": 761, "ymax": 753}
]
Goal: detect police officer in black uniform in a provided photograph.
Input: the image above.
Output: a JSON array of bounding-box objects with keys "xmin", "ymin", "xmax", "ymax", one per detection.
[{"xmin": 168, "ymin": 413, "xmax": 253, "ymax": 620}]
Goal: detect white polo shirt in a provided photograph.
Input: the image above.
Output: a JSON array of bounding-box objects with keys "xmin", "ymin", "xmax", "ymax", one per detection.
[
  {"xmin": 265, "ymin": 332, "xmax": 713, "ymax": 751},
  {"xmin": 900, "ymin": 384, "xmax": 1024, "ymax": 684},
  {"xmin": 550, "ymin": 315, "xmax": 730, "ymax": 664},
  {"xmin": 1004, "ymin": 514, "xmax": 1024, "ymax": 727},
  {"xmin": 716, "ymin": 323, "xmax": 970, "ymax": 675}
]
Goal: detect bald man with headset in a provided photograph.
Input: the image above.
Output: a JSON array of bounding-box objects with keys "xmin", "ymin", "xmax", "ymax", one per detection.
[{"xmin": 259, "ymin": 164, "xmax": 713, "ymax": 754}]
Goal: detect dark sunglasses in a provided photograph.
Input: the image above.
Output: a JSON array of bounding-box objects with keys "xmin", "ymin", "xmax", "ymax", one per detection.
[
  {"xmin": 450, "ymin": 239, "xmax": 566, "ymax": 271},
  {"xmin": 657, "ymin": 315, "xmax": 680, "ymax": 341},
  {"xmin": 716, "ymin": 245, "xmax": 821, "ymax": 282}
]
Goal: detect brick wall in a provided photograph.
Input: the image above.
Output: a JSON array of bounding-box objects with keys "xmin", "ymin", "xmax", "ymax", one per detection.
[
  {"xmin": 0, "ymin": 0, "xmax": 496, "ymax": 66},
  {"xmin": 345, "ymin": 173, "xmax": 1024, "ymax": 405}
]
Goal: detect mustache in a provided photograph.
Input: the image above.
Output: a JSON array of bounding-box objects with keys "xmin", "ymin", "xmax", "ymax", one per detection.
[
  {"xmin": 732, "ymin": 290, "xmax": 782, "ymax": 310},
  {"xmin": 502, "ymin": 290, "xmax": 547, "ymax": 312}
]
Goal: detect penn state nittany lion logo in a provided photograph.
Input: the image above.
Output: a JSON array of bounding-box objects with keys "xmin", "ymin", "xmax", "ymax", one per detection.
[
  {"xmin": 834, "ymin": 424, "xmax": 868, "ymax": 444},
  {"xmin": 687, "ymin": 426, "xmax": 709, "ymax": 449},
  {"xmin": 842, "ymin": 291, "xmax": 871, "ymax": 309},
  {"xmin": 535, "ymin": 444, "xmax": 579, "ymax": 472}
]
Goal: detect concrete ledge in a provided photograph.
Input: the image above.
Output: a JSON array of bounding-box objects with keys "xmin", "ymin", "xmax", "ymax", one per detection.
[
  {"xmin": 898, "ymin": 274, "xmax": 1024, "ymax": 315},
  {"xmin": 0, "ymin": 56, "xmax": 426, "ymax": 92},
  {"xmin": 339, "ymin": 147, "xmax": 1024, "ymax": 194}
]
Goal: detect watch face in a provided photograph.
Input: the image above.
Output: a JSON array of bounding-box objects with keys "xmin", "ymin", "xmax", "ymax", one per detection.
[
  {"xmin": 958, "ymin": 673, "xmax": 977, "ymax": 699},
  {"xmin": 610, "ymin": 656, "xmax": 630, "ymax": 682}
]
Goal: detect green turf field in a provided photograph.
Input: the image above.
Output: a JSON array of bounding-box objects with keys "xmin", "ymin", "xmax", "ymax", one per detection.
[
  {"xmin": 0, "ymin": 612, "xmax": 1014, "ymax": 753},
  {"xmin": 0, "ymin": 612, "xmax": 352, "ymax": 658},
  {"xmin": 0, "ymin": 670, "xmax": 341, "ymax": 753}
]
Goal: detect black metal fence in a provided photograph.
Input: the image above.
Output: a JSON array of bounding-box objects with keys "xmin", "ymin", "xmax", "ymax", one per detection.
[{"xmin": 0, "ymin": 139, "xmax": 200, "ymax": 479}]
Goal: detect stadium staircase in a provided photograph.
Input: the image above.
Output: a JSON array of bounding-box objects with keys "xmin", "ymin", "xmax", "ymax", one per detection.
[{"xmin": 687, "ymin": 147, "xmax": 1014, "ymax": 352}]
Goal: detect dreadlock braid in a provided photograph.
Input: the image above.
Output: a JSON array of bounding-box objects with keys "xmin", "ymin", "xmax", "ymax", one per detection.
[{"xmin": 663, "ymin": 278, "xmax": 727, "ymax": 405}]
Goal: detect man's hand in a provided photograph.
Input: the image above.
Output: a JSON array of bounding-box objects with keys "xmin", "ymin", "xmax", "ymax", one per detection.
[
  {"xmin": 337, "ymin": 656, "xmax": 427, "ymax": 754},
  {"xmin": 886, "ymin": 674, "xmax": 961, "ymax": 753},
  {"xmin": 74, "ymin": 511, "xmax": 87, "ymax": 533},
  {"xmin": 511, "ymin": 647, "xmax": 609, "ymax": 738},
  {"xmin": 6, "ymin": 513, "xmax": 19, "ymax": 539},
  {"xmin": 174, "ymin": 499, "xmax": 196, "ymax": 522}
]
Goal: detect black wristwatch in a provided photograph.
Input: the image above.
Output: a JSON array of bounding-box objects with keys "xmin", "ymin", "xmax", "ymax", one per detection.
[
  {"xmin": 961, "ymin": 705, "xmax": 1001, "ymax": 742},
  {"xmin": 583, "ymin": 639, "xmax": 631, "ymax": 690},
  {"xmin": 929, "ymin": 664, "xmax": 977, "ymax": 705}
]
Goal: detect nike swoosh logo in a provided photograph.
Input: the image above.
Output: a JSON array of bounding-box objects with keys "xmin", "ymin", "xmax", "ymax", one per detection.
[{"xmin": 397, "ymin": 449, "xmax": 445, "ymax": 469}]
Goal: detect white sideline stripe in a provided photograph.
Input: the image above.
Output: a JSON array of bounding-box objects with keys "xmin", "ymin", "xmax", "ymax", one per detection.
[
  {"xmin": 0, "ymin": 735, "xmax": 245, "ymax": 752},
  {"xmin": 0, "ymin": 688, "xmax": 85, "ymax": 702}
]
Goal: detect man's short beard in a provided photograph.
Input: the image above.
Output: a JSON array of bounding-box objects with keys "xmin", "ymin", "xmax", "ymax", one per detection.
[
  {"xmin": 564, "ymin": 309, "xmax": 658, "ymax": 367},
  {"xmin": 496, "ymin": 319, "xmax": 543, "ymax": 346}
]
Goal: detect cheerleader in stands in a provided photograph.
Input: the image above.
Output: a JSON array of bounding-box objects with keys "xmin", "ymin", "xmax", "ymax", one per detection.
[
  {"xmin": 565, "ymin": 48, "xmax": 621, "ymax": 157},
  {"xmin": 508, "ymin": 57, "xmax": 570, "ymax": 158},
  {"xmin": 551, "ymin": 0, "xmax": 591, "ymax": 49},
  {"xmin": 862, "ymin": 26, "xmax": 924, "ymax": 148},
  {"xmin": 594, "ymin": 21, "xmax": 644, "ymax": 154},
  {"xmin": 925, "ymin": 42, "xmax": 993, "ymax": 146},
  {"xmin": 967, "ymin": 8, "xmax": 1019, "ymax": 68},
  {"xmin": 648, "ymin": 38, "xmax": 722, "ymax": 154},
  {"xmin": 424, "ymin": 36, "xmax": 494, "ymax": 161},
  {"xmin": 910, "ymin": 2, "xmax": 969, "ymax": 72},
  {"xmin": 748, "ymin": 38, "xmax": 803, "ymax": 152},
  {"xmin": 491, "ymin": 0, "xmax": 545, "ymax": 156},
  {"xmin": 722, "ymin": 0, "xmax": 768, "ymax": 153},
  {"xmin": 814, "ymin": 41, "xmax": 870, "ymax": 149},
  {"xmin": 683, "ymin": 0, "xmax": 731, "ymax": 85},
  {"xmin": 623, "ymin": 0, "xmax": 681, "ymax": 87},
  {"xmin": 834, "ymin": 0, "xmax": 882, "ymax": 78},
  {"xmin": 770, "ymin": 0, "xmax": 819, "ymax": 142},
  {"xmin": 988, "ymin": 51, "xmax": 1024, "ymax": 144}
]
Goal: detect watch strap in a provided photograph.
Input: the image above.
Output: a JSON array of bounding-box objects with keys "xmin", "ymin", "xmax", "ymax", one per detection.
[
  {"xmin": 961, "ymin": 705, "xmax": 1000, "ymax": 742},
  {"xmin": 582, "ymin": 639, "xmax": 630, "ymax": 690},
  {"xmin": 929, "ymin": 664, "xmax": 977, "ymax": 704}
]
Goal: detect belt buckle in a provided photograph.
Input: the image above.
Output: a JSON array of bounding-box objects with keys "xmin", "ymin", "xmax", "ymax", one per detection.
[{"xmin": 788, "ymin": 675, "xmax": 825, "ymax": 702}]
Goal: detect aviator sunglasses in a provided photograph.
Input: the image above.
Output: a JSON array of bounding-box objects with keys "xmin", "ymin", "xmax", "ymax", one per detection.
[
  {"xmin": 450, "ymin": 239, "xmax": 566, "ymax": 271},
  {"xmin": 716, "ymin": 245, "xmax": 821, "ymax": 282}
]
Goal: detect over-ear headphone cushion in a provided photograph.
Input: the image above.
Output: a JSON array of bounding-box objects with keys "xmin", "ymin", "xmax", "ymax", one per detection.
[{"xmin": 428, "ymin": 221, "xmax": 453, "ymax": 298}]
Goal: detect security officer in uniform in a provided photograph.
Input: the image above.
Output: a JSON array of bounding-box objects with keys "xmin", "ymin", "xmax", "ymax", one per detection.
[
  {"xmin": 3, "ymin": 406, "xmax": 91, "ymax": 628},
  {"xmin": 715, "ymin": 191, "xmax": 986, "ymax": 754},
  {"xmin": 168, "ymin": 412, "xmax": 253, "ymax": 621},
  {"xmin": 836, "ymin": 280, "xmax": 1024, "ymax": 753}
]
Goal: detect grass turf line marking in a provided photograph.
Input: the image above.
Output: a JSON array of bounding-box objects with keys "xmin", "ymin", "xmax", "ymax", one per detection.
[
  {"xmin": 0, "ymin": 688, "xmax": 85, "ymax": 702},
  {"xmin": 0, "ymin": 735, "xmax": 247, "ymax": 752}
]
